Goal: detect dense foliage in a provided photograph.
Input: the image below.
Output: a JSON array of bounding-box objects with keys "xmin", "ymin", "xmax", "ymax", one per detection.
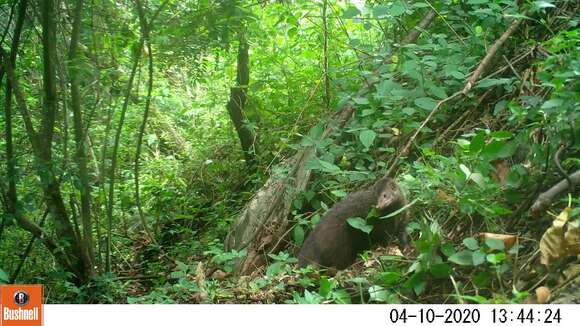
[{"xmin": 0, "ymin": 0, "xmax": 578, "ymax": 304}]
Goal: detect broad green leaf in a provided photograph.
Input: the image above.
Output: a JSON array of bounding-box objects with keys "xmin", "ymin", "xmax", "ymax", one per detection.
[
  {"xmin": 428, "ymin": 84, "xmax": 448, "ymax": 99},
  {"xmin": 402, "ymin": 107, "xmax": 416, "ymax": 116},
  {"xmin": 402, "ymin": 60, "xmax": 420, "ymax": 80},
  {"xmin": 318, "ymin": 277, "xmax": 333, "ymax": 297},
  {"xmin": 468, "ymin": 0, "xmax": 489, "ymax": 4},
  {"xmin": 470, "ymin": 132, "xmax": 485, "ymax": 154},
  {"xmin": 441, "ymin": 243, "xmax": 456, "ymax": 257},
  {"xmin": 331, "ymin": 190, "xmax": 347, "ymax": 198},
  {"xmin": 448, "ymin": 250, "xmax": 474, "ymax": 266},
  {"xmin": 470, "ymin": 173, "xmax": 485, "ymax": 188},
  {"xmin": 414, "ymin": 97, "xmax": 437, "ymax": 111},
  {"xmin": 343, "ymin": 6, "xmax": 360, "ymax": 19},
  {"xmin": 391, "ymin": 1, "xmax": 406, "ymax": 16},
  {"xmin": 369, "ymin": 285, "xmax": 399, "ymax": 303},
  {"xmin": 333, "ymin": 289, "xmax": 352, "ymax": 303},
  {"xmin": 347, "ymin": 217, "xmax": 373, "ymax": 234},
  {"xmin": 472, "ymin": 250, "xmax": 486, "ymax": 266},
  {"xmin": 266, "ymin": 262, "xmax": 283, "ymax": 277},
  {"xmin": 430, "ymin": 263, "xmax": 452, "ymax": 279},
  {"xmin": 293, "ymin": 225, "xmax": 305, "ymax": 247},
  {"xmin": 475, "ymin": 78, "xmax": 512, "ymax": 88},
  {"xmin": 379, "ymin": 271, "xmax": 401, "ymax": 285},
  {"xmin": 541, "ymin": 98, "xmax": 563, "ymax": 109},
  {"xmin": 305, "ymin": 158, "xmax": 341, "ymax": 173},
  {"xmin": 482, "ymin": 140, "xmax": 516, "ymax": 160},
  {"xmin": 486, "ymin": 252, "xmax": 506, "ymax": 264},
  {"xmin": 485, "ymin": 238, "xmax": 505, "ymax": 251},
  {"xmin": 353, "ymin": 97, "xmax": 369, "ymax": 105},
  {"xmin": 359, "ymin": 129, "xmax": 377, "ymax": 149},
  {"xmin": 459, "ymin": 164, "xmax": 471, "ymax": 179},
  {"xmin": 372, "ymin": 5, "xmax": 389, "ymax": 18},
  {"xmin": 463, "ymin": 237, "xmax": 480, "ymax": 250}
]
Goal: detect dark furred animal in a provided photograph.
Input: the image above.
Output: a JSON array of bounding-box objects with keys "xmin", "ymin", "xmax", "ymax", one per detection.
[{"xmin": 298, "ymin": 177, "xmax": 408, "ymax": 269}]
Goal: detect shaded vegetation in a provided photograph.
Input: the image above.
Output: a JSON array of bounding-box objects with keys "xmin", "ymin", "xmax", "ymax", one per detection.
[{"xmin": 0, "ymin": 0, "xmax": 578, "ymax": 304}]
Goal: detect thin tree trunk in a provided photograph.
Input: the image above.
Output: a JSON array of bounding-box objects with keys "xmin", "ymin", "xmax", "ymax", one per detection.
[
  {"xmin": 68, "ymin": 0, "xmax": 95, "ymax": 271},
  {"xmin": 133, "ymin": 0, "xmax": 156, "ymax": 242},
  {"xmin": 106, "ymin": 38, "xmax": 144, "ymax": 273},
  {"xmin": 226, "ymin": 33, "xmax": 257, "ymax": 168},
  {"xmin": 0, "ymin": 0, "xmax": 28, "ymax": 244}
]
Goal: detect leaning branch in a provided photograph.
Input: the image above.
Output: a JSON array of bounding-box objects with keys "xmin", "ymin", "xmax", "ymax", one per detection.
[
  {"xmin": 387, "ymin": 17, "xmax": 523, "ymax": 176},
  {"xmin": 530, "ymin": 170, "xmax": 580, "ymax": 216}
]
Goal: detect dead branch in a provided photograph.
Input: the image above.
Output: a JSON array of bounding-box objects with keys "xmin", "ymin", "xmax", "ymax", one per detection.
[
  {"xmin": 530, "ymin": 170, "xmax": 580, "ymax": 216},
  {"xmin": 387, "ymin": 17, "xmax": 523, "ymax": 176},
  {"xmin": 463, "ymin": 18, "xmax": 523, "ymax": 94}
]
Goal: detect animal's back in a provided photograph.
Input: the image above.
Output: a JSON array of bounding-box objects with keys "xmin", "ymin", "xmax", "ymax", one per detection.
[{"xmin": 297, "ymin": 189, "xmax": 375, "ymax": 268}]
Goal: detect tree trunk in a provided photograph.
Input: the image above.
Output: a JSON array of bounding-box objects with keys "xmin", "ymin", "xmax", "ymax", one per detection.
[
  {"xmin": 226, "ymin": 34, "xmax": 258, "ymax": 168},
  {"xmin": 68, "ymin": 0, "xmax": 96, "ymax": 273}
]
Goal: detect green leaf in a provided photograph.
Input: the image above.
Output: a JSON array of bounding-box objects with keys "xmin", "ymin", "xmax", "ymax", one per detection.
[
  {"xmin": 463, "ymin": 237, "xmax": 480, "ymax": 250},
  {"xmin": 459, "ymin": 164, "xmax": 471, "ymax": 179},
  {"xmin": 414, "ymin": 97, "xmax": 438, "ymax": 111},
  {"xmin": 428, "ymin": 84, "xmax": 448, "ymax": 99},
  {"xmin": 473, "ymin": 272, "xmax": 491, "ymax": 287},
  {"xmin": 470, "ymin": 173, "xmax": 486, "ymax": 188},
  {"xmin": 472, "ymin": 250, "xmax": 486, "ymax": 266},
  {"xmin": 441, "ymin": 243, "xmax": 456, "ymax": 257},
  {"xmin": 490, "ymin": 130, "xmax": 513, "ymax": 140},
  {"xmin": 485, "ymin": 238, "xmax": 505, "ymax": 251},
  {"xmin": 343, "ymin": 6, "xmax": 360, "ymax": 19},
  {"xmin": 541, "ymin": 98, "xmax": 563, "ymax": 109},
  {"xmin": 333, "ymin": 289, "xmax": 352, "ymax": 304},
  {"xmin": 391, "ymin": 1, "xmax": 406, "ymax": 16},
  {"xmin": 468, "ymin": 0, "xmax": 490, "ymax": 4},
  {"xmin": 347, "ymin": 217, "xmax": 373, "ymax": 234},
  {"xmin": 331, "ymin": 189, "xmax": 347, "ymax": 198},
  {"xmin": 482, "ymin": 140, "xmax": 516, "ymax": 160},
  {"xmin": 379, "ymin": 271, "xmax": 401, "ymax": 285},
  {"xmin": 266, "ymin": 262, "xmax": 283, "ymax": 277},
  {"xmin": 318, "ymin": 277, "xmax": 333, "ymax": 297},
  {"xmin": 470, "ymin": 132, "xmax": 485, "ymax": 154},
  {"xmin": 534, "ymin": 1, "xmax": 556, "ymax": 9},
  {"xmin": 486, "ymin": 252, "xmax": 506, "ymax": 264},
  {"xmin": 369, "ymin": 285, "xmax": 399, "ymax": 303},
  {"xmin": 293, "ymin": 225, "xmax": 305, "ymax": 247},
  {"xmin": 305, "ymin": 158, "xmax": 341, "ymax": 173},
  {"xmin": 372, "ymin": 5, "xmax": 389, "ymax": 18},
  {"xmin": 359, "ymin": 129, "xmax": 377, "ymax": 149},
  {"xmin": 353, "ymin": 97, "xmax": 369, "ymax": 105},
  {"xmin": 448, "ymin": 250, "xmax": 474, "ymax": 266},
  {"xmin": 430, "ymin": 263, "xmax": 452, "ymax": 279},
  {"xmin": 402, "ymin": 107, "xmax": 416, "ymax": 116},
  {"xmin": 476, "ymin": 78, "xmax": 512, "ymax": 89}
]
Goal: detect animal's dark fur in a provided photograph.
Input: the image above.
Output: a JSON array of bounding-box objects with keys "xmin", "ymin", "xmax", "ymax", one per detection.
[{"xmin": 297, "ymin": 177, "xmax": 409, "ymax": 269}]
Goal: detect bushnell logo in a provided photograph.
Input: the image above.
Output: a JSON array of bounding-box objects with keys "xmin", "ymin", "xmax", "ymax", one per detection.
[
  {"xmin": 1, "ymin": 284, "xmax": 43, "ymax": 325},
  {"xmin": 14, "ymin": 291, "xmax": 30, "ymax": 306}
]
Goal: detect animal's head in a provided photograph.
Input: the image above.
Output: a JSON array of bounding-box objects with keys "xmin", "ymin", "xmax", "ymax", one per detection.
[{"xmin": 374, "ymin": 177, "xmax": 403, "ymax": 211}]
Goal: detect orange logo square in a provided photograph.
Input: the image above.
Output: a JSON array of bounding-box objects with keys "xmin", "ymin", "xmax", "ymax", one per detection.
[{"xmin": 0, "ymin": 285, "xmax": 43, "ymax": 326}]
